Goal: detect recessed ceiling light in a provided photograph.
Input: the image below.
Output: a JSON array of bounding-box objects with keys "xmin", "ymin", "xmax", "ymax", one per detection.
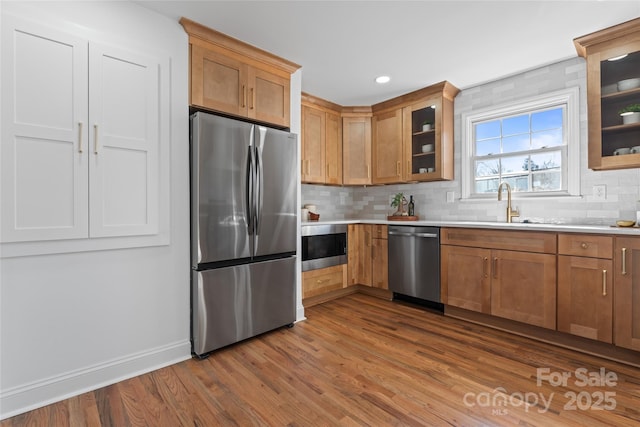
[
  {"xmin": 375, "ymin": 75, "xmax": 390, "ymax": 84},
  {"xmin": 608, "ymin": 54, "xmax": 628, "ymax": 61}
]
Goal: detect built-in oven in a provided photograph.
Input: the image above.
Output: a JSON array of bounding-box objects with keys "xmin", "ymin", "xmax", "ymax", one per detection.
[{"xmin": 301, "ymin": 224, "xmax": 347, "ymax": 271}]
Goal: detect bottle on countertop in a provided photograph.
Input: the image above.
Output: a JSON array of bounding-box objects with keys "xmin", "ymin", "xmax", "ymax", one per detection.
[{"xmin": 408, "ymin": 195, "xmax": 415, "ymax": 216}]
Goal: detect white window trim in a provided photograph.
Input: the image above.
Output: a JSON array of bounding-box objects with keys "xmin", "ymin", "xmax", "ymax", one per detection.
[{"xmin": 461, "ymin": 87, "xmax": 580, "ymax": 199}]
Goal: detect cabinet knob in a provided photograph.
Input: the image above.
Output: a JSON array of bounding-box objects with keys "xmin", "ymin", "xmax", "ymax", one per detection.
[{"xmin": 580, "ymin": 242, "xmax": 588, "ymax": 249}]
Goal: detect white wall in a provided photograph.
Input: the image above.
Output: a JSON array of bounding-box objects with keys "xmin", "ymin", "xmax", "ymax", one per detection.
[
  {"xmin": 0, "ymin": 1, "xmax": 191, "ymax": 418},
  {"xmin": 290, "ymin": 69, "xmax": 306, "ymax": 322}
]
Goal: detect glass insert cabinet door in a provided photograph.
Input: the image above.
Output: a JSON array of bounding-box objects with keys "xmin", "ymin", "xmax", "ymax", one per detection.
[
  {"xmin": 600, "ymin": 51, "xmax": 640, "ymax": 157},
  {"xmin": 409, "ymin": 101, "xmax": 438, "ymax": 176},
  {"xmin": 403, "ymin": 87, "xmax": 455, "ymax": 183},
  {"xmin": 574, "ymin": 17, "xmax": 640, "ymax": 170}
]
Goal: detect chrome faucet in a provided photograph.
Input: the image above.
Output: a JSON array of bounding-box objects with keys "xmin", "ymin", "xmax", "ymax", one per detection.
[{"xmin": 497, "ymin": 182, "xmax": 520, "ymax": 223}]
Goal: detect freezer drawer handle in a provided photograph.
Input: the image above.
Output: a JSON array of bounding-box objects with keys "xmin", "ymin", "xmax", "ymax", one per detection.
[{"xmin": 388, "ymin": 231, "xmax": 438, "ymax": 238}]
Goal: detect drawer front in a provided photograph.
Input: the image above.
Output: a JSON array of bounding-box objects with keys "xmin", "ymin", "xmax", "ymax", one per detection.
[
  {"xmin": 302, "ymin": 264, "xmax": 345, "ymax": 299},
  {"xmin": 558, "ymin": 234, "xmax": 612, "ymax": 259},
  {"xmin": 441, "ymin": 228, "xmax": 556, "ymax": 254},
  {"xmin": 372, "ymin": 224, "xmax": 388, "ymax": 239}
]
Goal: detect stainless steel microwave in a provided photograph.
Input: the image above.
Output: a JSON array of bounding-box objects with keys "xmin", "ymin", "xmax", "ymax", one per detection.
[{"xmin": 301, "ymin": 224, "xmax": 347, "ymax": 271}]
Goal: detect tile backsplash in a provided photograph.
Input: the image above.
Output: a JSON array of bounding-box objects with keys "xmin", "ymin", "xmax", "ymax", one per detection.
[{"xmin": 302, "ymin": 57, "xmax": 640, "ymax": 225}]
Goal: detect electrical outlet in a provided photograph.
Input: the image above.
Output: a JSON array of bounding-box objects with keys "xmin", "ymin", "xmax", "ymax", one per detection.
[
  {"xmin": 593, "ymin": 184, "xmax": 606, "ymax": 201},
  {"xmin": 446, "ymin": 191, "xmax": 455, "ymax": 203}
]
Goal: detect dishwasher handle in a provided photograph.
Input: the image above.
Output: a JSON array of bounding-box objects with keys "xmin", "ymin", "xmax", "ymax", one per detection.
[{"xmin": 388, "ymin": 231, "xmax": 439, "ymax": 238}]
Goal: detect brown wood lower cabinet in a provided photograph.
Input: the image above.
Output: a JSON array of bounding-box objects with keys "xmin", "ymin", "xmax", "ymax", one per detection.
[
  {"xmin": 441, "ymin": 245, "xmax": 490, "ymax": 313},
  {"xmin": 348, "ymin": 224, "xmax": 371, "ymax": 286},
  {"xmin": 302, "ymin": 264, "xmax": 346, "ymax": 300},
  {"xmin": 371, "ymin": 236, "xmax": 388, "ymax": 289},
  {"xmin": 490, "ymin": 250, "xmax": 557, "ymax": 329},
  {"xmin": 615, "ymin": 237, "xmax": 640, "ymax": 351},
  {"xmin": 440, "ymin": 228, "xmax": 557, "ymax": 329},
  {"xmin": 348, "ymin": 224, "xmax": 388, "ymax": 289},
  {"xmin": 558, "ymin": 255, "xmax": 613, "ymax": 343},
  {"xmin": 557, "ymin": 234, "xmax": 613, "ymax": 343},
  {"xmin": 442, "ymin": 245, "xmax": 556, "ymax": 328}
]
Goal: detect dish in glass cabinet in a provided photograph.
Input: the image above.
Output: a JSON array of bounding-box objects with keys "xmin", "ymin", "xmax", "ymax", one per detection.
[
  {"xmin": 617, "ymin": 78, "xmax": 640, "ymax": 91},
  {"xmin": 614, "ymin": 147, "xmax": 632, "ymax": 155}
]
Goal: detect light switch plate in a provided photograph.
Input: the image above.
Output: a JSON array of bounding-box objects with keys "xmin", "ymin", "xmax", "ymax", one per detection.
[{"xmin": 593, "ymin": 184, "xmax": 606, "ymax": 201}]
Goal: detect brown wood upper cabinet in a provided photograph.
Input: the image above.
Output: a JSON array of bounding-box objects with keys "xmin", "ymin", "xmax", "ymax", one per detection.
[
  {"xmin": 371, "ymin": 81, "xmax": 459, "ymax": 184},
  {"xmin": 181, "ymin": 18, "xmax": 299, "ymax": 128},
  {"xmin": 372, "ymin": 108, "xmax": 403, "ymax": 184},
  {"xmin": 574, "ymin": 18, "xmax": 640, "ymax": 170},
  {"xmin": 303, "ymin": 81, "xmax": 458, "ymax": 186},
  {"xmin": 301, "ymin": 94, "xmax": 342, "ymax": 184},
  {"xmin": 342, "ymin": 109, "xmax": 373, "ymax": 185}
]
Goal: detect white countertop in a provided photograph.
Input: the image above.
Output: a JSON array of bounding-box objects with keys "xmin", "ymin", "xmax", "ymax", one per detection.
[{"xmin": 302, "ymin": 218, "xmax": 640, "ymax": 236}]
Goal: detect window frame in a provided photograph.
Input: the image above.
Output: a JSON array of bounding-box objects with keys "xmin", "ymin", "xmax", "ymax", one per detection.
[{"xmin": 461, "ymin": 87, "xmax": 580, "ymax": 199}]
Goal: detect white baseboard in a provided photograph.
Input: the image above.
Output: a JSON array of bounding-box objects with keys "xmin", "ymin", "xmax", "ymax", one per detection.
[
  {"xmin": 296, "ymin": 305, "xmax": 306, "ymax": 322},
  {"xmin": 0, "ymin": 340, "xmax": 191, "ymax": 420}
]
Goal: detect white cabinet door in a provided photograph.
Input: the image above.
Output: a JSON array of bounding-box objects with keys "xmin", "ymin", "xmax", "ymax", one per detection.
[
  {"xmin": 88, "ymin": 43, "xmax": 160, "ymax": 237},
  {"xmin": 2, "ymin": 16, "xmax": 163, "ymax": 245},
  {"xmin": 1, "ymin": 16, "xmax": 89, "ymax": 242}
]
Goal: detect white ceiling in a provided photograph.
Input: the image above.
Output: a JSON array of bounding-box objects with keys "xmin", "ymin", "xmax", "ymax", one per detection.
[{"xmin": 137, "ymin": 0, "xmax": 640, "ymax": 106}]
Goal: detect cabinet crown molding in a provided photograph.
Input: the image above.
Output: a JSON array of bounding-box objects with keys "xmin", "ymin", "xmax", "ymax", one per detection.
[
  {"xmin": 302, "ymin": 92, "xmax": 343, "ymax": 113},
  {"xmin": 341, "ymin": 106, "xmax": 373, "ymax": 117},
  {"xmin": 180, "ymin": 17, "xmax": 300, "ymax": 74},
  {"xmin": 574, "ymin": 17, "xmax": 640, "ymax": 57},
  {"xmin": 372, "ymin": 81, "xmax": 460, "ymax": 113}
]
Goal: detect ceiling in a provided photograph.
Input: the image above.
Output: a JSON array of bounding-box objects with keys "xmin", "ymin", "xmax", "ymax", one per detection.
[{"xmin": 137, "ymin": 1, "xmax": 640, "ymax": 106}]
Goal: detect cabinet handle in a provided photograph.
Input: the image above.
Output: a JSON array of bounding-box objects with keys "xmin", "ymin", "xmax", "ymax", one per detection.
[
  {"xmin": 482, "ymin": 257, "xmax": 488, "ymax": 278},
  {"xmin": 622, "ymin": 248, "xmax": 627, "ymax": 275},
  {"xmin": 372, "ymin": 244, "xmax": 375, "ymax": 260},
  {"xmin": 93, "ymin": 124, "xmax": 99, "ymax": 154},
  {"xmin": 78, "ymin": 122, "xmax": 83, "ymax": 153},
  {"xmin": 316, "ymin": 278, "xmax": 331, "ymax": 284},
  {"xmin": 306, "ymin": 160, "xmax": 310, "ymax": 176},
  {"xmin": 249, "ymin": 87, "xmax": 254, "ymax": 110},
  {"xmin": 581, "ymin": 242, "xmax": 588, "ymax": 249},
  {"xmin": 602, "ymin": 270, "xmax": 607, "ymax": 296},
  {"xmin": 367, "ymin": 164, "xmax": 370, "ymax": 178},
  {"xmin": 242, "ymin": 85, "xmax": 246, "ymax": 108},
  {"xmin": 396, "ymin": 161, "xmax": 401, "ymax": 176},
  {"xmin": 493, "ymin": 257, "xmax": 498, "ymax": 279}
]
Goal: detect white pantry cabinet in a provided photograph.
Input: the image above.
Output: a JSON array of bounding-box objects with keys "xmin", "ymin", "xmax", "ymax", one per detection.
[{"xmin": 1, "ymin": 15, "xmax": 162, "ymax": 243}]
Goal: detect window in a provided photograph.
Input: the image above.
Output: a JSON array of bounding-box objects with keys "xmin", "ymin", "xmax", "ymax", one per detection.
[{"xmin": 462, "ymin": 87, "xmax": 580, "ymax": 199}]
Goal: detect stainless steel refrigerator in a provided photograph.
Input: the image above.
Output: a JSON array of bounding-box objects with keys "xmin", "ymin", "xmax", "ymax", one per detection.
[{"xmin": 190, "ymin": 112, "xmax": 297, "ymax": 357}]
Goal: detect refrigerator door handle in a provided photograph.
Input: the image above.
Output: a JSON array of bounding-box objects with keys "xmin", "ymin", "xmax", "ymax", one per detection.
[
  {"xmin": 246, "ymin": 144, "xmax": 254, "ymax": 236},
  {"xmin": 255, "ymin": 127, "xmax": 266, "ymax": 236}
]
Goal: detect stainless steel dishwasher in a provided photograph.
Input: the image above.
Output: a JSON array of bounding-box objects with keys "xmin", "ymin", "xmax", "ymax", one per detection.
[{"xmin": 388, "ymin": 225, "xmax": 441, "ymax": 304}]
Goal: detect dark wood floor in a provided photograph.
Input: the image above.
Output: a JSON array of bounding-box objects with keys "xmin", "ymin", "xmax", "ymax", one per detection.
[{"xmin": 2, "ymin": 294, "xmax": 639, "ymax": 426}]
